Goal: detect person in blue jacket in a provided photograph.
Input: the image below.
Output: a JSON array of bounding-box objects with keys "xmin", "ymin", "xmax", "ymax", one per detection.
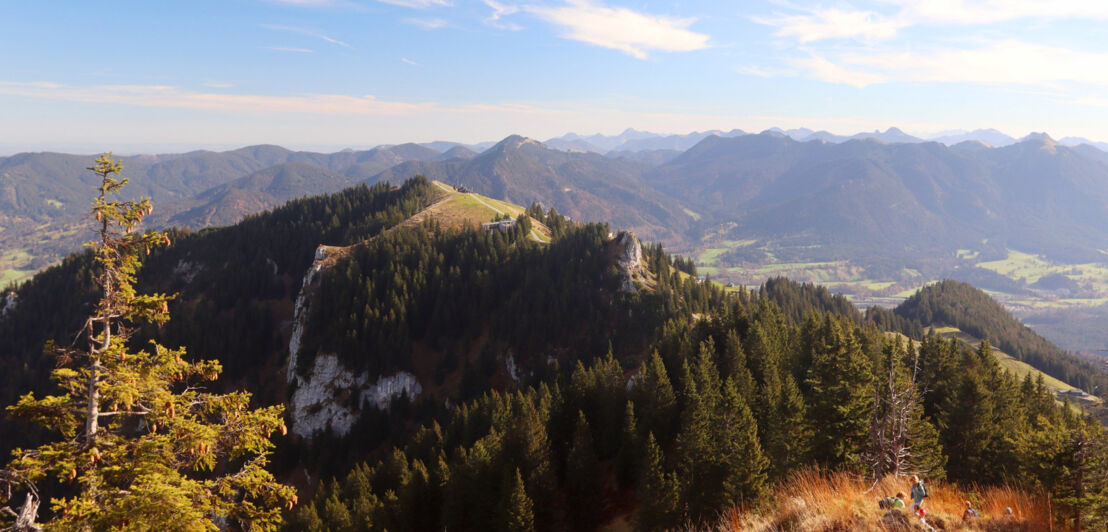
[{"xmin": 910, "ymin": 475, "xmax": 928, "ymax": 513}]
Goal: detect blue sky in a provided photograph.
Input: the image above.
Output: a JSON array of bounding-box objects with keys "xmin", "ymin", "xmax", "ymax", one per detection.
[{"xmin": 3, "ymin": 0, "xmax": 1108, "ymax": 153}]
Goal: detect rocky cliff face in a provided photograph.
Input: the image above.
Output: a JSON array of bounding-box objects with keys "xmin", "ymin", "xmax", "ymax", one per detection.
[
  {"xmin": 612, "ymin": 231, "xmax": 646, "ymax": 292},
  {"xmin": 286, "ymin": 245, "xmax": 424, "ymax": 438},
  {"xmin": 0, "ymin": 291, "xmax": 16, "ymax": 318}
]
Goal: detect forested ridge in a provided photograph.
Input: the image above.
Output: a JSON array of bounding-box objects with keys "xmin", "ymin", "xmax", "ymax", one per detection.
[
  {"xmin": 874, "ymin": 279, "xmax": 1107, "ymax": 393},
  {"xmin": 0, "ymin": 178, "xmax": 437, "ymax": 456},
  {"xmin": 2, "ymin": 175, "xmax": 1107, "ymax": 530}
]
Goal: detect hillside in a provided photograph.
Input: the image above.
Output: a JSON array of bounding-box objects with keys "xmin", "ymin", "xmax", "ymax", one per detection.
[
  {"xmin": 727, "ymin": 470, "xmax": 1052, "ymax": 531},
  {"xmin": 0, "ymin": 144, "xmax": 443, "ymax": 283},
  {"xmin": 372, "ymin": 135, "xmax": 694, "ymax": 245},
  {"xmin": 2, "ymin": 170, "xmax": 1105, "ymax": 530},
  {"xmin": 883, "ymin": 280, "xmax": 1107, "ymax": 394}
]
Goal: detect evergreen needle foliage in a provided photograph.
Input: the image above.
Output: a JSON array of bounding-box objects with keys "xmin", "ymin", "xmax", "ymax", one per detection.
[{"xmin": 0, "ymin": 155, "xmax": 295, "ymax": 531}]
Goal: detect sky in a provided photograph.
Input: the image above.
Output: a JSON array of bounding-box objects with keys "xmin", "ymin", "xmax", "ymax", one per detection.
[{"xmin": 3, "ymin": 0, "xmax": 1108, "ymax": 154}]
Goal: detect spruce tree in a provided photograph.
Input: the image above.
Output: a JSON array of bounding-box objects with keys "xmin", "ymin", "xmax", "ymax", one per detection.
[
  {"xmin": 616, "ymin": 401, "xmax": 639, "ymax": 489},
  {"xmin": 674, "ymin": 352, "xmax": 718, "ymax": 519},
  {"xmin": 805, "ymin": 317, "xmax": 873, "ymax": 468},
  {"xmin": 717, "ymin": 378, "xmax": 768, "ymax": 504},
  {"xmin": 0, "ymin": 155, "xmax": 294, "ymax": 530},
  {"xmin": 565, "ymin": 411, "xmax": 603, "ymax": 530},
  {"xmin": 636, "ymin": 433, "xmax": 681, "ymax": 532},
  {"xmin": 631, "ymin": 351, "xmax": 677, "ymax": 448},
  {"xmin": 757, "ymin": 360, "xmax": 809, "ymax": 479},
  {"xmin": 501, "ymin": 469, "xmax": 534, "ymax": 532}
]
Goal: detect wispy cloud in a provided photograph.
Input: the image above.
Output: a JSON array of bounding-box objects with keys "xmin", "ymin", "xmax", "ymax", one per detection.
[
  {"xmin": 1066, "ymin": 97, "xmax": 1108, "ymax": 108},
  {"xmin": 262, "ymin": 24, "xmax": 352, "ymax": 48},
  {"xmin": 758, "ymin": 1, "xmax": 1108, "ymax": 44},
  {"xmin": 265, "ymin": 46, "xmax": 315, "ymax": 53},
  {"xmin": 376, "ymin": 0, "xmax": 451, "ymax": 8},
  {"xmin": 483, "ymin": 0, "xmax": 522, "ymax": 30},
  {"xmin": 401, "ymin": 57, "xmax": 421, "ymax": 66},
  {"xmin": 528, "ymin": 0, "xmax": 709, "ymax": 59},
  {"xmin": 403, "ymin": 17, "xmax": 449, "ymax": 29},
  {"xmin": 891, "ymin": 0, "xmax": 1108, "ymax": 26},
  {"xmin": 792, "ymin": 40, "xmax": 1108, "ymax": 88},
  {"xmin": 755, "ymin": 8, "xmax": 902, "ymax": 43},
  {"xmin": 0, "ymin": 81, "xmax": 432, "ymax": 115},
  {"xmin": 791, "ymin": 54, "xmax": 884, "ymax": 88}
]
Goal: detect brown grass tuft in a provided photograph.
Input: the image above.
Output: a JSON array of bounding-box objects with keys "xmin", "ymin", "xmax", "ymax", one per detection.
[{"xmin": 716, "ymin": 469, "xmax": 1056, "ymax": 532}]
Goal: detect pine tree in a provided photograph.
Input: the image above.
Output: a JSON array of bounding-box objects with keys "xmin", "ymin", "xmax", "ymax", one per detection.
[
  {"xmin": 757, "ymin": 360, "xmax": 809, "ymax": 479},
  {"xmin": 631, "ymin": 351, "xmax": 677, "ymax": 448},
  {"xmin": 674, "ymin": 352, "xmax": 719, "ymax": 519},
  {"xmin": 616, "ymin": 401, "xmax": 639, "ymax": 489},
  {"xmin": 501, "ymin": 469, "xmax": 534, "ymax": 532},
  {"xmin": 805, "ymin": 317, "xmax": 873, "ymax": 468},
  {"xmin": 0, "ymin": 155, "xmax": 294, "ymax": 531},
  {"xmin": 636, "ymin": 433, "xmax": 681, "ymax": 532},
  {"xmin": 565, "ymin": 411, "xmax": 604, "ymax": 530},
  {"xmin": 717, "ymin": 378, "xmax": 768, "ymax": 504}
]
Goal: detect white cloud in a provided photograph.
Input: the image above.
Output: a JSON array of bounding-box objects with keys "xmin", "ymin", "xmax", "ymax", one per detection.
[
  {"xmin": 262, "ymin": 24, "xmax": 353, "ymax": 48},
  {"xmin": 483, "ymin": 0, "xmax": 522, "ymax": 30},
  {"xmin": 403, "ymin": 17, "xmax": 449, "ymax": 29},
  {"xmin": 0, "ymin": 82, "xmax": 431, "ymax": 115},
  {"xmin": 1067, "ymin": 97, "xmax": 1108, "ymax": 108},
  {"xmin": 891, "ymin": 0, "xmax": 1108, "ymax": 25},
  {"xmin": 756, "ymin": 8, "xmax": 902, "ymax": 43},
  {"xmin": 830, "ymin": 40, "xmax": 1108, "ymax": 87},
  {"xmin": 791, "ymin": 54, "xmax": 885, "ymax": 88},
  {"xmin": 759, "ymin": 1, "xmax": 1108, "ymax": 43},
  {"xmin": 376, "ymin": 0, "xmax": 451, "ymax": 7},
  {"xmin": 401, "ymin": 57, "xmax": 421, "ymax": 65},
  {"xmin": 528, "ymin": 0, "xmax": 709, "ymax": 59}
]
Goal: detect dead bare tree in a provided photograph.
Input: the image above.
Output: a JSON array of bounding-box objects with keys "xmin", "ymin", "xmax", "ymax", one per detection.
[
  {"xmin": 866, "ymin": 340, "xmax": 927, "ymax": 480},
  {"xmin": 0, "ymin": 472, "xmax": 41, "ymax": 532}
]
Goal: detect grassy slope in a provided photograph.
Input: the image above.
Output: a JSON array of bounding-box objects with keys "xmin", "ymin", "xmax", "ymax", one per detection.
[
  {"xmin": 721, "ymin": 470, "xmax": 1052, "ymax": 532},
  {"xmin": 926, "ymin": 326, "xmax": 1099, "ymax": 404},
  {"xmin": 400, "ymin": 181, "xmax": 552, "ymax": 242}
]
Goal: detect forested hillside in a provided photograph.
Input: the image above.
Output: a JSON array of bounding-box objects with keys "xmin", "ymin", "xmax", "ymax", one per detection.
[
  {"xmin": 879, "ymin": 280, "xmax": 1107, "ymax": 393},
  {"xmin": 3, "ymin": 173, "xmax": 1106, "ymax": 530}
]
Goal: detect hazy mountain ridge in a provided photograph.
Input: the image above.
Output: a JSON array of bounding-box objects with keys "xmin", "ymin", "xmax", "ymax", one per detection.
[
  {"xmin": 6, "ymin": 128, "xmax": 1108, "ymax": 293},
  {"xmin": 372, "ymin": 135, "xmax": 694, "ymax": 244},
  {"xmin": 649, "ymin": 132, "xmax": 1108, "ymax": 264}
]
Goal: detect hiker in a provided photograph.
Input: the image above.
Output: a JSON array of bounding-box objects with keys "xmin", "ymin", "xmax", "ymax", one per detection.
[
  {"xmin": 909, "ymin": 475, "xmax": 928, "ymax": 512},
  {"xmin": 878, "ymin": 493, "xmax": 906, "ymax": 509},
  {"xmin": 916, "ymin": 507, "xmax": 936, "ymax": 532},
  {"xmin": 963, "ymin": 500, "xmax": 978, "ymax": 521}
]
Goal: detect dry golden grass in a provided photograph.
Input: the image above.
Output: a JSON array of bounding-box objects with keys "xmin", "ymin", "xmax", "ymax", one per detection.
[{"xmin": 717, "ymin": 469, "xmax": 1056, "ymax": 532}]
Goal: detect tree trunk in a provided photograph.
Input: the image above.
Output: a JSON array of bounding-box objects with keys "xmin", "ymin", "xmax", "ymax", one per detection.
[{"xmin": 9, "ymin": 492, "xmax": 42, "ymax": 532}]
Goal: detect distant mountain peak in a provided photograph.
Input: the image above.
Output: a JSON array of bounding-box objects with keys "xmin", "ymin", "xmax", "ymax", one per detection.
[
  {"xmin": 490, "ymin": 134, "xmax": 540, "ymax": 151},
  {"xmin": 1021, "ymin": 132, "xmax": 1055, "ymax": 142}
]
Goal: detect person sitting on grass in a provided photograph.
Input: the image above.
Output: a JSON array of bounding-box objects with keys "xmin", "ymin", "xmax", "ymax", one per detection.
[
  {"xmin": 963, "ymin": 500, "xmax": 978, "ymax": 521},
  {"xmin": 878, "ymin": 493, "xmax": 906, "ymax": 510}
]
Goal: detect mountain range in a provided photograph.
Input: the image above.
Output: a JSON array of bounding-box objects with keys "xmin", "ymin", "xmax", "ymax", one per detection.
[
  {"xmin": 1, "ymin": 171, "xmax": 1101, "ymax": 530},
  {"xmin": 6, "ymin": 130, "xmax": 1108, "ymax": 281}
]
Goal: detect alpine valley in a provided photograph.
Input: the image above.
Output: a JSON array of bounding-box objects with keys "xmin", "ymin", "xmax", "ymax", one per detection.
[{"xmin": 3, "ymin": 130, "xmax": 1108, "ymax": 530}]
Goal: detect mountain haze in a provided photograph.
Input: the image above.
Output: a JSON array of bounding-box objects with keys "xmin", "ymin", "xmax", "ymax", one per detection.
[{"xmin": 373, "ymin": 135, "xmax": 694, "ymax": 243}]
